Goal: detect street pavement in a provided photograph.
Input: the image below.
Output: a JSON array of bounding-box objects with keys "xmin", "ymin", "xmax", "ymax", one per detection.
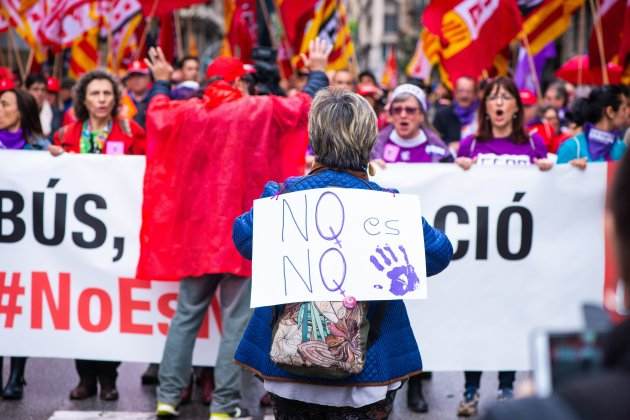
[{"xmin": 0, "ymin": 358, "xmax": 526, "ymax": 419}]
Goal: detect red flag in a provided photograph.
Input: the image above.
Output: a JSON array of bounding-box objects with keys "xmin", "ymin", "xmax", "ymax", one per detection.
[
  {"xmin": 139, "ymin": 0, "xmax": 206, "ymax": 16},
  {"xmin": 620, "ymin": 1, "xmax": 630, "ymax": 66},
  {"xmin": 381, "ymin": 46, "xmax": 397, "ymax": 89},
  {"xmin": 137, "ymin": 85, "xmax": 311, "ymax": 280},
  {"xmin": 158, "ymin": 14, "xmax": 176, "ymax": 64},
  {"xmin": 275, "ymin": 0, "xmax": 317, "ymax": 56},
  {"xmin": 274, "ymin": 0, "xmax": 354, "ymax": 70},
  {"xmin": 423, "ymin": 0, "xmax": 523, "ymax": 84},
  {"xmin": 221, "ymin": 0, "xmax": 258, "ymax": 63},
  {"xmin": 588, "ymin": 0, "xmax": 629, "ymax": 68}
]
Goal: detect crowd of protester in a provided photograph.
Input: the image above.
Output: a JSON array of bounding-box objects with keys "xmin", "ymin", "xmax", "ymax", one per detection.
[{"xmin": 0, "ymin": 38, "xmax": 629, "ymax": 420}]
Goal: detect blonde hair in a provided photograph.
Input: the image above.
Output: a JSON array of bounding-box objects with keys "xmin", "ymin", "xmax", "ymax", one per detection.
[{"xmin": 309, "ymin": 88, "xmax": 377, "ymax": 171}]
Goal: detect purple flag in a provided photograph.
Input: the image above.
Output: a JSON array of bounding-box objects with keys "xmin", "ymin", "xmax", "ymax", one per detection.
[{"xmin": 515, "ymin": 42, "xmax": 556, "ymax": 92}]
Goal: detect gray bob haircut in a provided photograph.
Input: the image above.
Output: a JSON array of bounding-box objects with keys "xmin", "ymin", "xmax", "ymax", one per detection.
[{"xmin": 309, "ymin": 88, "xmax": 377, "ymax": 171}]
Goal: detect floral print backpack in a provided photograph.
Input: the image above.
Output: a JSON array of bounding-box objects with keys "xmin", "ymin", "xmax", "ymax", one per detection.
[
  {"xmin": 270, "ymin": 300, "xmax": 372, "ymax": 379},
  {"xmin": 268, "ymin": 170, "xmax": 388, "ymax": 379}
]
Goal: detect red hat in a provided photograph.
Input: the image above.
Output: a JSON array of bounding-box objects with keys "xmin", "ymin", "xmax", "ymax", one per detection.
[
  {"xmin": 0, "ymin": 67, "xmax": 13, "ymax": 81},
  {"xmin": 0, "ymin": 78, "xmax": 15, "ymax": 92},
  {"xmin": 519, "ymin": 89, "xmax": 537, "ymax": 106},
  {"xmin": 205, "ymin": 57, "xmax": 247, "ymax": 83},
  {"xmin": 47, "ymin": 76, "xmax": 61, "ymax": 93},
  {"xmin": 356, "ymin": 83, "xmax": 380, "ymax": 97},
  {"xmin": 127, "ymin": 60, "xmax": 150, "ymax": 76}
]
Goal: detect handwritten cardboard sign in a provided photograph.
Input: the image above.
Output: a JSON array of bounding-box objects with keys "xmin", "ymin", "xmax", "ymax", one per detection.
[{"xmin": 251, "ymin": 188, "xmax": 427, "ymax": 307}]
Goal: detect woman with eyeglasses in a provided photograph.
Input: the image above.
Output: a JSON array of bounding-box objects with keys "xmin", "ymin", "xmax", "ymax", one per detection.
[
  {"xmin": 371, "ymin": 84, "xmax": 453, "ymax": 167},
  {"xmin": 454, "ymin": 76, "xmax": 552, "ymax": 417},
  {"xmin": 556, "ymin": 85, "xmax": 627, "ymax": 168},
  {"xmin": 455, "ymin": 77, "xmax": 552, "ymax": 171}
]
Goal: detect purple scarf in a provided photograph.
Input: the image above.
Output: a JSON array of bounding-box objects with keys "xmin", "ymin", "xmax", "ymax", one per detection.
[
  {"xmin": 585, "ymin": 124, "xmax": 616, "ymax": 161},
  {"xmin": 453, "ymin": 100, "xmax": 479, "ymax": 126},
  {"xmin": 0, "ymin": 129, "xmax": 25, "ymax": 150}
]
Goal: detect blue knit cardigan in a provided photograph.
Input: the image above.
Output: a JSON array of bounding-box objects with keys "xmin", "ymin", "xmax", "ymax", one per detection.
[{"xmin": 232, "ymin": 169, "xmax": 453, "ymax": 386}]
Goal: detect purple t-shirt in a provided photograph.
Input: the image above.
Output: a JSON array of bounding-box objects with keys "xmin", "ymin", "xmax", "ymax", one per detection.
[
  {"xmin": 382, "ymin": 129, "xmax": 449, "ymax": 163},
  {"xmin": 457, "ymin": 134, "xmax": 547, "ymax": 165}
]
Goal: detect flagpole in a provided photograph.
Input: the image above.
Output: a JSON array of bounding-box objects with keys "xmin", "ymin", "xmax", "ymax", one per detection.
[
  {"xmin": 135, "ymin": 0, "xmax": 160, "ymax": 60},
  {"xmin": 53, "ymin": 52, "xmax": 62, "ymax": 81},
  {"xmin": 6, "ymin": 32, "xmax": 13, "ymax": 71},
  {"xmin": 7, "ymin": 29, "xmax": 25, "ymax": 83},
  {"xmin": 520, "ymin": 33, "xmax": 543, "ymax": 100},
  {"xmin": 174, "ymin": 11, "xmax": 183, "ymax": 61},
  {"xmin": 588, "ymin": 0, "xmax": 609, "ymax": 84},
  {"xmin": 24, "ymin": 49, "xmax": 34, "ymax": 76},
  {"xmin": 107, "ymin": 27, "xmax": 117, "ymax": 75},
  {"xmin": 577, "ymin": 4, "xmax": 586, "ymax": 86}
]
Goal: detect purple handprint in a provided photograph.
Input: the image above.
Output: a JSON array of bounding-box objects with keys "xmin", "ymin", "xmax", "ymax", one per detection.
[{"xmin": 370, "ymin": 244, "xmax": 420, "ymax": 296}]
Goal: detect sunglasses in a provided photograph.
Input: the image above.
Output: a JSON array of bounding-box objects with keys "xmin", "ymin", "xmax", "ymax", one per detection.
[{"xmin": 391, "ymin": 106, "xmax": 420, "ymax": 116}]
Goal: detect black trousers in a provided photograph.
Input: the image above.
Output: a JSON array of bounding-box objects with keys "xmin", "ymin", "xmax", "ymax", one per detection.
[
  {"xmin": 75, "ymin": 359, "xmax": 121, "ymax": 381},
  {"xmin": 270, "ymin": 389, "xmax": 398, "ymax": 420},
  {"xmin": 464, "ymin": 371, "xmax": 515, "ymax": 389}
]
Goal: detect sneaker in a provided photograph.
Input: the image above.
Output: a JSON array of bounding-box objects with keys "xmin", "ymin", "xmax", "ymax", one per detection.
[
  {"xmin": 209, "ymin": 406, "xmax": 250, "ymax": 419},
  {"xmin": 156, "ymin": 402, "xmax": 179, "ymax": 417},
  {"xmin": 497, "ymin": 387, "xmax": 514, "ymax": 401},
  {"xmin": 457, "ymin": 388, "xmax": 480, "ymax": 417}
]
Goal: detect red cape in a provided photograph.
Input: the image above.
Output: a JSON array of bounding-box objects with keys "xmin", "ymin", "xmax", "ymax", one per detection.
[{"xmin": 137, "ymin": 86, "xmax": 310, "ymax": 280}]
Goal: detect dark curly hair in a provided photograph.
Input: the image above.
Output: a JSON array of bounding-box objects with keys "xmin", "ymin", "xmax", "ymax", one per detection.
[{"xmin": 73, "ymin": 70, "xmax": 121, "ymax": 122}]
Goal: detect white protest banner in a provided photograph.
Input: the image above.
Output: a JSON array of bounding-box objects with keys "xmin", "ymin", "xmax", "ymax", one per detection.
[
  {"xmin": 374, "ymin": 163, "xmax": 609, "ymax": 371},
  {"xmin": 251, "ymin": 188, "xmax": 427, "ymax": 307},
  {"xmin": 0, "ymin": 151, "xmax": 220, "ymax": 365},
  {"xmin": 0, "ymin": 152, "xmax": 617, "ymax": 371}
]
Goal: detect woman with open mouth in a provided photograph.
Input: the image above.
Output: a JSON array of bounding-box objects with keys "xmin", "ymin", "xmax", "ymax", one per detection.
[
  {"xmin": 370, "ymin": 83, "xmax": 454, "ymax": 168},
  {"xmin": 454, "ymin": 76, "xmax": 553, "ymax": 417}
]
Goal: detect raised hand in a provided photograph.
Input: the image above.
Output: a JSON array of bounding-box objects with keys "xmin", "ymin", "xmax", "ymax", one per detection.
[
  {"xmin": 300, "ymin": 38, "xmax": 333, "ymax": 73},
  {"xmin": 144, "ymin": 47, "xmax": 173, "ymax": 82}
]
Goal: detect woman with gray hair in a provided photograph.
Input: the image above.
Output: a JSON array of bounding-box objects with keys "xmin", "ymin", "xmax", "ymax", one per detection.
[
  {"xmin": 232, "ymin": 88, "xmax": 453, "ymax": 419},
  {"xmin": 371, "ymin": 83, "xmax": 453, "ymax": 165}
]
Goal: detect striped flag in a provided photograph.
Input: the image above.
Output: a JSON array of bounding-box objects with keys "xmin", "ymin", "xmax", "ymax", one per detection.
[
  {"xmin": 0, "ymin": 9, "xmax": 9, "ymax": 32},
  {"xmin": 69, "ymin": 26, "xmax": 99, "ymax": 79},
  {"xmin": 104, "ymin": 0, "xmax": 143, "ymax": 72},
  {"xmin": 406, "ymin": 29, "xmax": 440, "ymax": 82},
  {"xmin": 519, "ymin": 0, "xmax": 583, "ymax": 55},
  {"xmin": 1, "ymin": 0, "xmax": 49, "ymax": 62},
  {"xmin": 275, "ymin": 0, "xmax": 355, "ymax": 71},
  {"xmin": 38, "ymin": 0, "xmax": 103, "ymax": 50}
]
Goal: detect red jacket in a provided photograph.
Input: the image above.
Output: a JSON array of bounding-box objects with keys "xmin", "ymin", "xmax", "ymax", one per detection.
[{"xmin": 53, "ymin": 117, "xmax": 146, "ymax": 155}]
